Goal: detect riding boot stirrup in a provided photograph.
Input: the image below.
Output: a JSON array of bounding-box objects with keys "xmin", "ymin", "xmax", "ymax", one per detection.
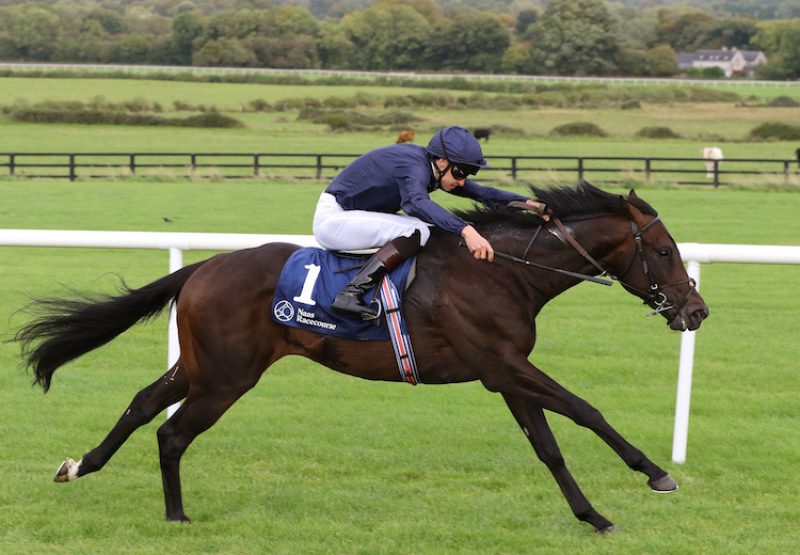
[
  {"xmin": 331, "ymin": 249, "xmax": 395, "ymax": 321},
  {"xmin": 331, "ymin": 289, "xmax": 383, "ymax": 321},
  {"xmin": 332, "ymin": 235, "xmax": 420, "ymax": 321}
]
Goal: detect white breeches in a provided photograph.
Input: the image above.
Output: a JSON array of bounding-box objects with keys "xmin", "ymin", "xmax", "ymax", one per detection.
[{"xmin": 313, "ymin": 192, "xmax": 431, "ymax": 251}]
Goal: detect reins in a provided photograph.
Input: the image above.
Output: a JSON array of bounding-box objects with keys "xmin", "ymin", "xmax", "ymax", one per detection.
[
  {"xmin": 494, "ymin": 201, "xmax": 613, "ymax": 286},
  {"xmin": 458, "ymin": 214, "xmax": 613, "ymax": 286},
  {"xmin": 490, "ymin": 248, "xmax": 614, "ymax": 286},
  {"xmin": 551, "ymin": 217, "xmax": 608, "ymax": 276}
]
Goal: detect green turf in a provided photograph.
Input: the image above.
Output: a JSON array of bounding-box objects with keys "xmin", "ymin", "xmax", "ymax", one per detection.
[
  {"xmin": 0, "ymin": 180, "xmax": 798, "ymax": 554},
  {"xmin": 0, "ymin": 77, "xmax": 445, "ymax": 108},
  {"xmin": 2, "ymin": 77, "xmax": 800, "ymax": 167}
]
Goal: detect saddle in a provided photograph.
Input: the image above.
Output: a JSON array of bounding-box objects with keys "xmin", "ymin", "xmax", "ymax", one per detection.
[{"xmin": 271, "ymin": 247, "xmax": 416, "ymax": 341}]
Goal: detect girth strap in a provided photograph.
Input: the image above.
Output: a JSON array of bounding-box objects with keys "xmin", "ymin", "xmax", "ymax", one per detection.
[{"xmin": 379, "ymin": 276, "xmax": 420, "ymax": 385}]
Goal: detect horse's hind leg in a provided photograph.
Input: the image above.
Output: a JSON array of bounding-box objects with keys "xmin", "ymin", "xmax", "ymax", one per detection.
[
  {"xmin": 502, "ymin": 394, "xmax": 614, "ymax": 533},
  {"xmin": 156, "ymin": 381, "xmax": 257, "ymax": 522},
  {"xmin": 54, "ymin": 363, "xmax": 189, "ymax": 483}
]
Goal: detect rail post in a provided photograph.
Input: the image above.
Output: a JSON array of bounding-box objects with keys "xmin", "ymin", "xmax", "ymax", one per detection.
[
  {"xmin": 713, "ymin": 160, "xmax": 720, "ymax": 188},
  {"xmin": 784, "ymin": 160, "xmax": 790, "ymax": 182},
  {"xmin": 672, "ymin": 260, "xmax": 702, "ymax": 464},
  {"xmin": 254, "ymin": 154, "xmax": 260, "ymax": 177},
  {"xmin": 69, "ymin": 154, "xmax": 76, "ymax": 181},
  {"xmin": 9, "ymin": 153, "xmax": 14, "ymax": 177},
  {"xmin": 316, "ymin": 155, "xmax": 323, "ymax": 180},
  {"xmin": 166, "ymin": 247, "xmax": 183, "ymax": 418},
  {"xmin": 511, "ymin": 156, "xmax": 518, "ymax": 180},
  {"xmin": 645, "ymin": 158, "xmax": 652, "ymax": 183},
  {"xmin": 190, "ymin": 153, "xmax": 197, "ymax": 174},
  {"xmin": 129, "ymin": 154, "xmax": 136, "ymax": 176},
  {"xmin": 577, "ymin": 157, "xmax": 584, "ymax": 181}
]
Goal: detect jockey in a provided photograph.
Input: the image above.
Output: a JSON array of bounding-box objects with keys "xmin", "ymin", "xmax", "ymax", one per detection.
[{"xmin": 313, "ymin": 125, "xmax": 542, "ymax": 320}]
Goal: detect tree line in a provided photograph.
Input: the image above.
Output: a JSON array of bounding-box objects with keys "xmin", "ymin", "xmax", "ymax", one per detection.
[{"xmin": 1, "ymin": 0, "xmax": 799, "ymax": 79}]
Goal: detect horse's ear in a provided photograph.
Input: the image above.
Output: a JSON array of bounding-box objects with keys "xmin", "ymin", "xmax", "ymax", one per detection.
[{"xmin": 621, "ymin": 191, "xmax": 639, "ymax": 219}]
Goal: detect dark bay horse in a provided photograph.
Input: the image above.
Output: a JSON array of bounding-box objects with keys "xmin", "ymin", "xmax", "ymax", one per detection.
[{"xmin": 16, "ymin": 183, "xmax": 708, "ymax": 532}]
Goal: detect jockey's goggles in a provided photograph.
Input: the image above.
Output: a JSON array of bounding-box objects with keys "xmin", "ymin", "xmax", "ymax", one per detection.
[{"xmin": 450, "ymin": 163, "xmax": 479, "ymax": 180}]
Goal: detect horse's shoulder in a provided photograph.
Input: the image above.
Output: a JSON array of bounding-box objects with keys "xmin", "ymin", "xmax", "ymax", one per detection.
[{"xmin": 420, "ymin": 229, "xmax": 461, "ymax": 261}]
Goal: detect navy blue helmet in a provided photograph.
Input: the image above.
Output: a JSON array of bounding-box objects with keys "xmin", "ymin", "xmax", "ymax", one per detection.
[{"xmin": 426, "ymin": 126, "xmax": 489, "ymax": 169}]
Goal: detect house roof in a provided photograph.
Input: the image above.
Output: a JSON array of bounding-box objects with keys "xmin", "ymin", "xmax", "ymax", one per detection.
[
  {"xmin": 694, "ymin": 49, "xmax": 738, "ymax": 62},
  {"xmin": 677, "ymin": 52, "xmax": 695, "ymax": 69},
  {"xmin": 740, "ymin": 50, "xmax": 764, "ymax": 62}
]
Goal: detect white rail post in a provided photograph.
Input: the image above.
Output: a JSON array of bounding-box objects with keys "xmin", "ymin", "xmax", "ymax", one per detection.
[
  {"xmin": 672, "ymin": 260, "xmax": 702, "ymax": 463},
  {"xmin": 166, "ymin": 247, "xmax": 183, "ymax": 418}
]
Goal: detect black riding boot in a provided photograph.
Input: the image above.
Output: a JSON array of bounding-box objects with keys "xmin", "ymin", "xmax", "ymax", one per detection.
[{"xmin": 332, "ymin": 231, "xmax": 421, "ymax": 320}]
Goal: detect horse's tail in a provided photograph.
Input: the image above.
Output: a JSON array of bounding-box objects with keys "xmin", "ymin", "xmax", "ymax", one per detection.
[{"xmin": 16, "ymin": 261, "xmax": 207, "ymax": 393}]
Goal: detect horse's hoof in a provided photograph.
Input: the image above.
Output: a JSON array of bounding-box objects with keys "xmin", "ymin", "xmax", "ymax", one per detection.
[
  {"xmin": 53, "ymin": 458, "xmax": 80, "ymax": 483},
  {"xmin": 649, "ymin": 474, "xmax": 679, "ymax": 493},
  {"xmin": 167, "ymin": 514, "xmax": 191, "ymax": 523},
  {"xmin": 597, "ymin": 524, "xmax": 617, "ymax": 535}
]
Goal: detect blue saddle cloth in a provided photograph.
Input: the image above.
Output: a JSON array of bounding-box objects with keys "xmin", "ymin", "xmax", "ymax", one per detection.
[{"xmin": 271, "ymin": 248, "xmax": 415, "ymax": 341}]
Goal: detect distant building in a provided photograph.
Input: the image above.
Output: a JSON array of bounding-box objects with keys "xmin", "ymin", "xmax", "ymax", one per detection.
[
  {"xmin": 678, "ymin": 47, "xmax": 767, "ymax": 77},
  {"xmin": 740, "ymin": 50, "xmax": 768, "ymax": 71},
  {"xmin": 677, "ymin": 52, "xmax": 696, "ymax": 72}
]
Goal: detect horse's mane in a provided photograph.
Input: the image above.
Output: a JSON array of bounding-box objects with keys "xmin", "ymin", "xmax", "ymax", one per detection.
[{"xmin": 453, "ymin": 181, "xmax": 657, "ymax": 227}]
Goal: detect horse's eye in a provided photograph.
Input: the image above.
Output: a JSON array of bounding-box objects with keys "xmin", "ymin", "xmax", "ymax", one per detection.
[{"xmin": 658, "ymin": 248, "xmax": 672, "ymax": 258}]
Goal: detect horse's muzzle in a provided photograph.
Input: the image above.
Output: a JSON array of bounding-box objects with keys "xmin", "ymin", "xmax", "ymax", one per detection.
[{"xmin": 668, "ymin": 292, "xmax": 709, "ymax": 331}]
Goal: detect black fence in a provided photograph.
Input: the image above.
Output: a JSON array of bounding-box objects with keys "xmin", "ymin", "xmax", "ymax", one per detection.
[{"xmin": 0, "ymin": 152, "xmax": 797, "ymax": 186}]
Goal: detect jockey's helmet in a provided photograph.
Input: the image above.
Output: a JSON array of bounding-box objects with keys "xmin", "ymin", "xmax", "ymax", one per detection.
[{"xmin": 426, "ymin": 126, "xmax": 489, "ymax": 169}]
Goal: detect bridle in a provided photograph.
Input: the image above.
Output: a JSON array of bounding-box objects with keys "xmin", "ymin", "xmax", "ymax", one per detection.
[
  {"xmin": 612, "ymin": 216, "xmax": 697, "ymax": 317},
  {"xmin": 491, "ymin": 210, "xmax": 697, "ymax": 318}
]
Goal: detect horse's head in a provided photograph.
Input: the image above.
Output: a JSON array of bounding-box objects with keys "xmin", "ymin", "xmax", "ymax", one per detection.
[
  {"xmin": 610, "ymin": 190, "xmax": 709, "ymax": 331},
  {"xmin": 456, "ymin": 183, "xmax": 709, "ymax": 332}
]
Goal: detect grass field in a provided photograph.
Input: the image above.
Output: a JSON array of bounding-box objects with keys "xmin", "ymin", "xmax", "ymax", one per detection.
[
  {"xmin": 0, "ymin": 179, "xmax": 798, "ymax": 554},
  {"xmin": 2, "ymin": 77, "xmax": 800, "ymax": 166}
]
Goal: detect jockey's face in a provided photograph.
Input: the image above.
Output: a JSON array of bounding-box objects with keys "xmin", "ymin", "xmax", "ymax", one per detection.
[{"xmin": 435, "ymin": 158, "xmax": 467, "ymax": 191}]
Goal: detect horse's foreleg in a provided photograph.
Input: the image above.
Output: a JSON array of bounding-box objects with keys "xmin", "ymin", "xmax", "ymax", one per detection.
[
  {"xmin": 556, "ymin": 392, "xmax": 675, "ymax": 492},
  {"xmin": 156, "ymin": 384, "xmax": 254, "ymax": 522},
  {"xmin": 54, "ymin": 363, "xmax": 189, "ymax": 483},
  {"xmin": 502, "ymin": 393, "xmax": 615, "ymax": 533},
  {"xmin": 496, "ymin": 355, "xmax": 676, "ymax": 493}
]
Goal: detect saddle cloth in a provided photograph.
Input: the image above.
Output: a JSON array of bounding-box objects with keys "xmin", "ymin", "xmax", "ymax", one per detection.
[{"xmin": 271, "ymin": 247, "xmax": 415, "ymax": 341}]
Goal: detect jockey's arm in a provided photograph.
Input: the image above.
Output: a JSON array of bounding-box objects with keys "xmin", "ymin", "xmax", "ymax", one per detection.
[
  {"xmin": 452, "ymin": 180, "xmax": 549, "ymax": 221},
  {"xmin": 460, "ymin": 224, "xmax": 494, "ymax": 262}
]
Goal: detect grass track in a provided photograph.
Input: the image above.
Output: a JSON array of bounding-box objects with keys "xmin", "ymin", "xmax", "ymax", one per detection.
[{"xmin": 0, "ymin": 180, "xmax": 798, "ymax": 554}]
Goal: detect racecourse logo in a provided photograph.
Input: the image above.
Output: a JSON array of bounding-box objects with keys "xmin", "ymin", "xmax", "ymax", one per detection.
[{"xmin": 273, "ymin": 300, "xmax": 295, "ymax": 322}]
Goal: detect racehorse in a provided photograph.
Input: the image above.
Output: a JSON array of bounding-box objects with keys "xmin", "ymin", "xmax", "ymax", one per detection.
[{"xmin": 16, "ymin": 182, "xmax": 708, "ymax": 532}]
